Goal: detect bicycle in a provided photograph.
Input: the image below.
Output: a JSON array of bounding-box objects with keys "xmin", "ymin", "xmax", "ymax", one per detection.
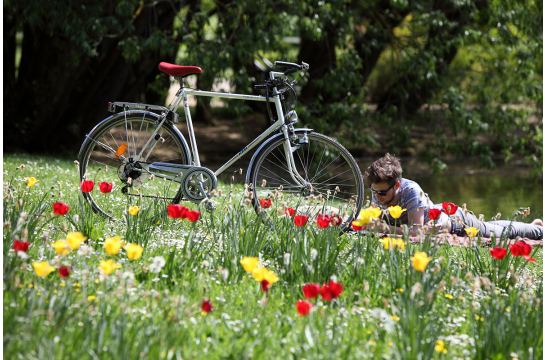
[{"xmin": 78, "ymin": 61, "xmax": 364, "ymax": 231}]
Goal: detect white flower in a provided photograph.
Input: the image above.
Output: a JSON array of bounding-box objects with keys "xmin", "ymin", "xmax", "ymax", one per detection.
[
  {"xmin": 122, "ymin": 271, "xmax": 135, "ymax": 281},
  {"xmin": 149, "ymin": 256, "xmax": 166, "ymax": 273},
  {"xmin": 284, "ymin": 253, "xmax": 291, "ymax": 267},
  {"xmin": 310, "ymin": 248, "xmax": 318, "ymax": 260},
  {"xmin": 78, "ymin": 244, "xmax": 91, "ymax": 257},
  {"xmin": 16, "ymin": 251, "xmax": 29, "ymax": 260},
  {"xmin": 221, "ymin": 268, "xmax": 229, "ymax": 282},
  {"xmin": 73, "ymin": 215, "xmax": 80, "ymax": 223}
]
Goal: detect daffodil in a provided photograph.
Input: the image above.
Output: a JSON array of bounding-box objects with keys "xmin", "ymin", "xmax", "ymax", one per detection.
[
  {"xmin": 99, "ymin": 259, "xmax": 121, "ymax": 275},
  {"xmin": 465, "ymin": 227, "xmax": 479, "ymax": 237},
  {"xmin": 388, "ymin": 205, "xmax": 406, "ymax": 219},
  {"xmin": 125, "ymin": 243, "xmax": 144, "ymax": 260},
  {"xmin": 240, "ymin": 257, "xmax": 260, "ymax": 273},
  {"xmin": 66, "ymin": 232, "xmax": 87, "ymax": 249},
  {"xmin": 52, "ymin": 240, "xmax": 70, "ymax": 256},
  {"xmin": 32, "ymin": 261, "xmax": 55, "ymax": 277},
  {"xmin": 410, "ymin": 251, "xmax": 432, "ymax": 272},
  {"xmin": 128, "ymin": 206, "xmax": 140, "ymax": 215},
  {"xmin": 103, "ymin": 236, "xmax": 122, "ymax": 255},
  {"xmin": 25, "ymin": 177, "xmax": 39, "ymax": 187}
]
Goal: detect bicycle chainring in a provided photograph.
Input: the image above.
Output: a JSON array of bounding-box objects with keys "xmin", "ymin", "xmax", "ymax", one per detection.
[{"xmin": 181, "ymin": 167, "xmax": 217, "ymax": 203}]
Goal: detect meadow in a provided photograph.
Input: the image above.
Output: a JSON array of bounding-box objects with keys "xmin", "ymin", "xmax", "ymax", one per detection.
[{"xmin": 3, "ymin": 154, "xmax": 543, "ymax": 360}]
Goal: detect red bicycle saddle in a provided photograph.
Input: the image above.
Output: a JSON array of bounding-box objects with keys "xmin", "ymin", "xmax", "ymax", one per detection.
[{"xmin": 158, "ymin": 62, "xmax": 202, "ymax": 77}]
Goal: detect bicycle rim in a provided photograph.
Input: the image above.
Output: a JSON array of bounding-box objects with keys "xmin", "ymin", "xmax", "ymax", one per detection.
[
  {"xmin": 79, "ymin": 112, "xmax": 189, "ymax": 219},
  {"xmin": 250, "ymin": 133, "xmax": 364, "ymax": 230}
]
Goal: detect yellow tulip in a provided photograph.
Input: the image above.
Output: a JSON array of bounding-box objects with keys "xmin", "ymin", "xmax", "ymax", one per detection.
[
  {"xmin": 464, "ymin": 227, "xmax": 479, "ymax": 237},
  {"xmin": 125, "ymin": 243, "xmax": 144, "ymax": 260},
  {"xmin": 434, "ymin": 340, "xmax": 446, "ymax": 353},
  {"xmin": 240, "ymin": 257, "xmax": 260, "ymax": 273},
  {"xmin": 52, "ymin": 240, "xmax": 70, "ymax": 256},
  {"xmin": 379, "ymin": 237, "xmax": 406, "ymax": 251},
  {"xmin": 99, "ymin": 259, "xmax": 121, "ymax": 275},
  {"xmin": 263, "ymin": 269, "xmax": 279, "ymax": 284},
  {"xmin": 379, "ymin": 237, "xmax": 393, "ymax": 250},
  {"xmin": 128, "ymin": 206, "xmax": 140, "ymax": 216},
  {"xmin": 103, "ymin": 236, "xmax": 122, "ymax": 255},
  {"xmin": 66, "ymin": 232, "xmax": 87, "ymax": 249},
  {"xmin": 32, "ymin": 261, "xmax": 55, "ymax": 277},
  {"xmin": 358, "ymin": 207, "xmax": 382, "ymax": 224},
  {"xmin": 388, "ymin": 205, "xmax": 406, "ymax": 219},
  {"xmin": 411, "ymin": 251, "xmax": 432, "ymax": 272},
  {"xmin": 251, "ymin": 267, "xmax": 268, "ymax": 282},
  {"xmin": 25, "ymin": 177, "xmax": 39, "ymax": 187}
]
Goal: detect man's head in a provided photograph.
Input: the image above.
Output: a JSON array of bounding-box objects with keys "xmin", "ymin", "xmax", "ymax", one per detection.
[{"xmin": 364, "ymin": 153, "xmax": 402, "ymax": 206}]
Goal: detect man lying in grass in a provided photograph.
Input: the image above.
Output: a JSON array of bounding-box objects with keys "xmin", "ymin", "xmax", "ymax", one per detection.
[{"xmin": 363, "ymin": 153, "xmax": 543, "ymax": 240}]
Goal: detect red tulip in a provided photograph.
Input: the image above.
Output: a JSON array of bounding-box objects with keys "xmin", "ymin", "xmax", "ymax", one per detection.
[
  {"xmin": 320, "ymin": 281, "xmax": 343, "ymax": 301},
  {"xmin": 99, "ymin": 182, "xmax": 113, "ymax": 193},
  {"xmin": 296, "ymin": 300, "xmax": 312, "ymax": 316},
  {"xmin": 58, "ymin": 266, "xmax": 71, "ymax": 278},
  {"xmin": 509, "ymin": 241, "xmax": 535, "ymax": 261},
  {"xmin": 13, "ymin": 240, "xmax": 30, "ymax": 252},
  {"xmin": 352, "ymin": 222, "xmax": 366, "ymax": 231},
  {"xmin": 201, "ymin": 299, "xmax": 213, "ymax": 313},
  {"xmin": 261, "ymin": 279, "xmax": 270, "ymax": 292},
  {"xmin": 53, "ymin": 202, "xmax": 70, "ymax": 216},
  {"xmin": 302, "ymin": 283, "xmax": 321, "ymax": 299},
  {"xmin": 80, "ymin": 180, "xmax": 95, "ymax": 193},
  {"xmin": 167, "ymin": 204, "xmax": 184, "ymax": 218},
  {"xmin": 259, "ymin": 198, "xmax": 272, "ymax": 209},
  {"xmin": 428, "ymin": 208, "xmax": 442, "ymax": 220},
  {"xmin": 180, "ymin": 206, "xmax": 189, "ymax": 219},
  {"xmin": 330, "ymin": 215, "xmax": 342, "ymax": 226},
  {"xmin": 294, "ymin": 215, "xmax": 309, "ymax": 227},
  {"xmin": 316, "ymin": 214, "xmax": 330, "ymax": 228},
  {"xmin": 285, "ymin": 207, "xmax": 296, "ymax": 216},
  {"xmin": 489, "ymin": 247, "xmax": 508, "ymax": 260},
  {"xmin": 187, "ymin": 210, "xmax": 201, "ymax": 222},
  {"xmin": 442, "ymin": 202, "xmax": 458, "ymax": 215}
]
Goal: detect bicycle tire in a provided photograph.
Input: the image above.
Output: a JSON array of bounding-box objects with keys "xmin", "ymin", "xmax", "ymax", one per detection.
[
  {"xmin": 79, "ymin": 111, "xmax": 190, "ymax": 219},
  {"xmin": 248, "ymin": 132, "xmax": 364, "ymax": 231}
]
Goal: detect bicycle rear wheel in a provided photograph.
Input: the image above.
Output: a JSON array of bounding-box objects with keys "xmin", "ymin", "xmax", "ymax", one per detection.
[
  {"xmin": 248, "ymin": 132, "xmax": 364, "ymax": 231},
  {"xmin": 79, "ymin": 111, "xmax": 190, "ymax": 219}
]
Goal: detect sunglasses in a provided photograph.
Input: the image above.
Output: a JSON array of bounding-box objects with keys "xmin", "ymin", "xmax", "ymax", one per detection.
[{"xmin": 369, "ymin": 183, "xmax": 396, "ymax": 196}]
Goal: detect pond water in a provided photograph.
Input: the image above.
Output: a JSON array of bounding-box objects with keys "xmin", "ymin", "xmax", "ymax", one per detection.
[{"xmin": 357, "ymin": 158, "xmax": 543, "ymax": 221}]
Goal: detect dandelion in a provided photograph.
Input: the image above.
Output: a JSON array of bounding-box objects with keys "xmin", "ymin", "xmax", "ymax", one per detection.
[
  {"xmin": 88, "ymin": 295, "xmax": 97, "ymax": 301},
  {"xmin": 444, "ymin": 294, "xmax": 454, "ymax": 299},
  {"xmin": 128, "ymin": 206, "xmax": 140, "ymax": 216},
  {"xmin": 104, "ymin": 236, "xmax": 122, "ymax": 255},
  {"xmin": 52, "ymin": 202, "xmax": 70, "ymax": 216},
  {"xmin": 99, "ymin": 259, "xmax": 121, "ymax": 275},
  {"xmin": 25, "ymin": 177, "xmax": 39, "ymax": 187},
  {"xmin": 391, "ymin": 315, "xmax": 399, "ymax": 322},
  {"xmin": 149, "ymin": 256, "xmax": 166, "ymax": 273},
  {"xmin": 296, "ymin": 300, "xmax": 312, "ymax": 316},
  {"xmin": 125, "ymin": 243, "xmax": 144, "ymax": 260},
  {"xmin": 66, "ymin": 232, "xmax": 87, "ymax": 250},
  {"xmin": 32, "ymin": 261, "xmax": 55, "ymax": 277},
  {"xmin": 410, "ymin": 252, "xmax": 432, "ymax": 272}
]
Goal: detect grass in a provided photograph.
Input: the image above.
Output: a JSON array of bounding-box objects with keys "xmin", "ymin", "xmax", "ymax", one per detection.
[{"xmin": 3, "ymin": 154, "xmax": 543, "ymax": 360}]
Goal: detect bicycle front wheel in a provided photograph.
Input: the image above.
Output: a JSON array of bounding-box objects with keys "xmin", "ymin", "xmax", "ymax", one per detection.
[
  {"xmin": 249, "ymin": 132, "xmax": 364, "ymax": 231},
  {"xmin": 79, "ymin": 111, "xmax": 190, "ymax": 219}
]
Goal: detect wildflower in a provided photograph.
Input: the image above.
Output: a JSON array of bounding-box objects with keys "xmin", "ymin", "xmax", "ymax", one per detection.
[
  {"xmin": 99, "ymin": 259, "xmax": 121, "ymax": 275},
  {"xmin": 296, "ymin": 300, "xmax": 312, "ymax": 316},
  {"xmin": 465, "ymin": 227, "xmax": 479, "ymax": 237},
  {"xmin": 411, "ymin": 252, "xmax": 432, "ymax": 272},
  {"xmin": 302, "ymin": 283, "xmax": 321, "ymax": 299},
  {"xmin": 294, "ymin": 215, "xmax": 309, "ymax": 227},
  {"xmin": 509, "ymin": 241, "xmax": 535, "ymax": 262},
  {"xmin": 66, "ymin": 232, "xmax": 87, "ymax": 250},
  {"xmin": 88, "ymin": 295, "xmax": 97, "ymax": 301},
  {"xmin": 259, "ymin": 198, "xmax": 272, "ymax": 209},
  {"xmin": 128, "ymin": 206, "xmax": 140, "ymax": 216},
  {"xmin": 13, "ymin": 240, "xmax": 30, "ymax": 252},
  {"xmin": 186, "ymin": 210, "xmax": 200, "ymax": 222},
  {"xmin": 99, "ymin": 182, "xmax": 113, "ymax": 193},
  {"xmin": 52, "ymin": 202, "xmax": 70, "ymax": 216},
  {"xmin": 149, "ymin": 256, "xmax": 166, "ymax": 273},
  {"xmin": 125, "ymin": 243, "xmax": 144, "ymax": 260},
  {"xmin": 442, "ymin": 202, "xmax": 458, "ymax": 215},
  {"xmin": 104, "ymin": 236, "xmax": 122, "ymax": 255},
  {"xmin": 388, "ymin": 205, "xmax": 406, "ymax": 219},
  {"xmin": 428, "ymin": 208, "xmax": 442, "ymax": 220},
  {"xmin": 330, "ymin": 215, "xmax": 342, "ymax": 226},
  {"xmin": 316, "ymin": 214, "xmax": 330, "ymax": 228},
  {"xmin": 285, "ymin": 207, "xmax": 296, "ymax": 216},
  {"xmin": 490, "ymin": 247, "xmax": 508, "ymax": 260},
  {"xmin": 52, "ymin": 240, "xmax": 69, "ymax": 256},
  {"xmin": 391, "ymin": 315, "xmax": 400, "ymax": 322},
  {"xmin": 58, "ymin": 266, "xmax": 71, "ymax": 278},
  {"xmin": 32, "ymin": 261, "xmax": 55, "ymax": 277},
  {"xmin": 320, "ymin": 281, "xmax": 343, "ymax": 301},
  {"xmin": 25, "ymin": 177, "xmax": 39, "ymax": 187},
  {"xmin": 444, "ymin": 294, "xmax": 454, "ymax": 299},
  {"xmin": 240, "ymin": 257, "xmax": 260, "ymax": 273},
  {"xmin": 201, "ymin": 299, "xmax": 213, "ymax": 314},
  {"xmin": 310, "ymin": 248, "xmax": 318, "ymax": 260},
  {"xmin": 80, "ymin": 180, "xmax": 95, "ymax": 193},
  {"xmin": 435, "ymin": 340, "xmax": 447, "ymax": 353}
]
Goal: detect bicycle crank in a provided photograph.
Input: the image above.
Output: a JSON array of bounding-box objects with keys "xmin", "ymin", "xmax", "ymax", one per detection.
[{"xmin": 180, "ymin": 167, "xmax": 218, "ymax": 203}]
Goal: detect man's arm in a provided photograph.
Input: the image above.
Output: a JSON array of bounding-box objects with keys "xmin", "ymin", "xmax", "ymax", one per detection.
[{"xmin": 383, "ymin": 207, "xmax": 426, "ymax": 237}]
